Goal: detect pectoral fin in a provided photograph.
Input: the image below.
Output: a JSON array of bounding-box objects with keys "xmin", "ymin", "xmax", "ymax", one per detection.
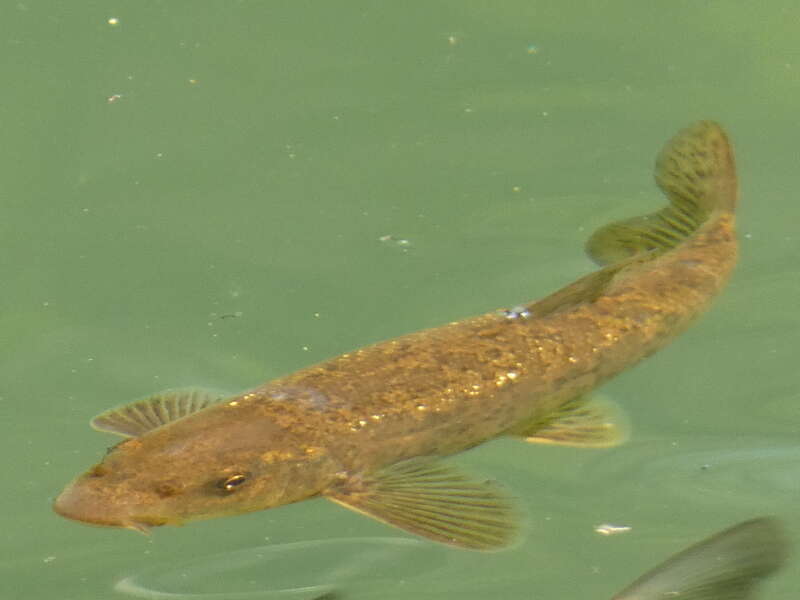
[
  {"xmin": 510, "ymin": 395, "xmax": 629, "ymax": 448},
  {"xmin": 325, "ymin": 458, "xmax": 517, "ymax": 551},
  {"xmin": 91, "ymin": 388, "xmax": 227, "ymax": 437}
]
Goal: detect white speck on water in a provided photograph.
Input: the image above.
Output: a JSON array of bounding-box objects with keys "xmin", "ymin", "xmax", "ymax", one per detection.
[
  {"xmin": 594, "ymin": 523, "xmax": 632, "ymax": 536},
  {"xmin": 379, "ymin": 234, "xmax": 412, "ymax": 251}
]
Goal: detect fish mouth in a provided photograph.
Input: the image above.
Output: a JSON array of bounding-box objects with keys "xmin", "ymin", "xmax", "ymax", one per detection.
[{"xmin": 53, "ymin": 481, "xmax": 169, "ymax": 532}]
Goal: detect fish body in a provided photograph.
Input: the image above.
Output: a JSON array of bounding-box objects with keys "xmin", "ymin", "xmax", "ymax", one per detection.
[{"xmin": 55, "ymin": 122, "xmax": 739, "ymax": 549}]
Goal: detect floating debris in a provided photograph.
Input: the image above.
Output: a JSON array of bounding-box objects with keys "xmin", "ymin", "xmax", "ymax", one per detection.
[
  {"xmin": 217, "ymin": 312, "xmax": 243, "ymax": 320},
  {"xmin": 595, "ymin": 523, "xmax": 632, "ymax": 536},
  {"xmin": 379, "ymin": 234, "xmax": 412, "ymax": 251}
]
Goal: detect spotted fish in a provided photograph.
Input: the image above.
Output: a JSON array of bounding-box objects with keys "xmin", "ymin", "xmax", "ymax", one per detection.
[{"xmin": 54, "ymin": 122, "xmax": 739, "ymax": 550}]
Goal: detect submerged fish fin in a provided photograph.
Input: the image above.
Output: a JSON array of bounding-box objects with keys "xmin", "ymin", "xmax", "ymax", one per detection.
[
  {"xmin": 587, "ymin": 121, "xmax": 737, "ymax": 266},
  {"xmin": 510, "ymin": 395, "xmax": 629, "ymax": 448},
  {"xmin": 526, "ymin": 261, "xmax": 627, "ymax": 319},
  {"xmin": 91, "ymin": 388, "xmax": 227, "ymax": 437},
  {"xmin": 325, "ymin": 457, "xmax": 518, "ymax": 550},
  {"xmin": 612, "ymin": 518, "xmax": 789, "ymax": 600}
]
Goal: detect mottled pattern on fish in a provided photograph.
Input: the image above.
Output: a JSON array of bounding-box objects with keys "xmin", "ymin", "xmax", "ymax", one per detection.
[
  {"xmin": 54, "ymin": 122, "xmax": 739, "ymax": 550},
  {"xmin": 206, "ymin": 121, "xmax": 738, "ymax": 473}
]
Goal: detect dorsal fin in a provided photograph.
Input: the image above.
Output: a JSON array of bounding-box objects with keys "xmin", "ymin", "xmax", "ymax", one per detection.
[
  {"xmin": 586, "ymin": 121, "xmax": 738, "ymax": 266},
  {"xmin": 91, "ymin": 388, "xmax": 227, "ymax": 437},
  {"xmin": 527, "ymin": 261, "xmax": 628, "ymax": 318}
]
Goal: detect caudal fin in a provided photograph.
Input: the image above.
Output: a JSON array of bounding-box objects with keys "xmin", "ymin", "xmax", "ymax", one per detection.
[{"xmin": 586, "ymin": 121, "xmax": 738, "ymax": 266}]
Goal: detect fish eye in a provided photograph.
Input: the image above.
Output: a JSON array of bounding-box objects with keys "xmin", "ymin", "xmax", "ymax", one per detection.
[{"xmin": 219, "ymin": 473, "xmax": 248, "ymax": 492}]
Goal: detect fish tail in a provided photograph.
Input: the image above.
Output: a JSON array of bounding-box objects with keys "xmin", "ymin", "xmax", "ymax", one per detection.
[{"xmin": 586, "ymin": 121, "xmax": 738, "ymax": 266}]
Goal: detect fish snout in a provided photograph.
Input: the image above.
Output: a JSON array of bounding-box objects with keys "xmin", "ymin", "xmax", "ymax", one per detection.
[{"xmin": 53, "ymin": 470, "xmax": 167, "ymax": 532}]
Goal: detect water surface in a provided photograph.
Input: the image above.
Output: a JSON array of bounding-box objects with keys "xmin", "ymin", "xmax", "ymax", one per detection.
[{"xmin": 3, "ymin": 2, "xmax": 799, "ymax": 599}]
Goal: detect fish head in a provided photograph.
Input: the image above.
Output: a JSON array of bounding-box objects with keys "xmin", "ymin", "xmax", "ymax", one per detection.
[{"xmin": 54, "ymin": 403, "xmax": 336, "ymax": 531}]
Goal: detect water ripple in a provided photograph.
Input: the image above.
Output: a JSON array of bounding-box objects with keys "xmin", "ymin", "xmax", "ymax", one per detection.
[{"xmin": 116, "ymin": 536, "xmax": 440, "ymax": 599}]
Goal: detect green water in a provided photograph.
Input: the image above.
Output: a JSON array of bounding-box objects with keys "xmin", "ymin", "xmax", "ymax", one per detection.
[{"xmin": 3, "ymin": 2, "xmax": 799, "ymax": 598}]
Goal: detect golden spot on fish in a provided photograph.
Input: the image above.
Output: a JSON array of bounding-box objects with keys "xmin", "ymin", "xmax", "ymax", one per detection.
[
  {"xmin": 568, "ymin": 356, "xmax": 578, "ymax": 364},
  {"xmin": 465, "ymin": 383, "xmax": 482, "ymax": 397},
  {"xmin": 227, "ymin": 401, "xmax": 239, "ymax": 407},
  {"xmin": 261, "ymin": 450, "xmax": 298, "ymax": 464},
  {"xmin": 495, "ymin": 371, "xmax": 520, "ymax": 388},
  {"xmin": 348, "ymin": 418, "xmax": 369, "ymax": 432}
]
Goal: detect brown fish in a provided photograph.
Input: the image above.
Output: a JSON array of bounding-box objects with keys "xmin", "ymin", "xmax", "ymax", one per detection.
[{"xmin": 54, "ymin": 121, "xmax": 739, "ymax": 550}]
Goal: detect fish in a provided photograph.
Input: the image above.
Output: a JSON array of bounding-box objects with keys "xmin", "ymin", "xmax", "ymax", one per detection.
[
  {"xmin": 54, "ymin": 121, "xmax": 739, "ymax": 550},
  {"xmin": 611, "ymin": 518, "xmax": 788, "ymax": 600}
]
